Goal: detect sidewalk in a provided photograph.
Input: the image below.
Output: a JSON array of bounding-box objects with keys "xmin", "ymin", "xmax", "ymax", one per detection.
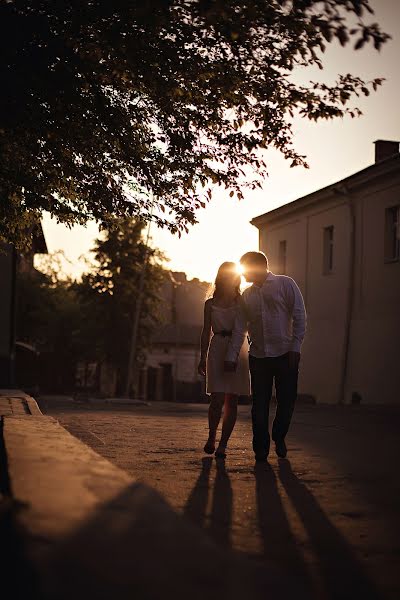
[{"xmin": 0, "ymin": 391, "xmax": 291, "ymax": 600}]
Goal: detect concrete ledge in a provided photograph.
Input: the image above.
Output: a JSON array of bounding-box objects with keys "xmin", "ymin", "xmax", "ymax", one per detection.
[
  {"xmin": 4, "ymin": 416, "xmax": 131, "ymax": 540},
  {"xmin": 0, "ymin": 389, "xmax": 42, "ymax": 416},
  {"xmin": 2, "ymin": 414, "xmax": 292, "ymax": 600}
]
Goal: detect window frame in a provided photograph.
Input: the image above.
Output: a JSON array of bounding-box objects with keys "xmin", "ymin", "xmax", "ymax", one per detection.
[
  {"xmin": 323, "ymin": 225, "xmax": 334, "ymax": 275},
  {"xmin": 384, "ymin": 205, "xmax": 400, "ymax": 264}
]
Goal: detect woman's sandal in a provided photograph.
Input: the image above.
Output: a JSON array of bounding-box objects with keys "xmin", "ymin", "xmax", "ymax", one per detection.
[
  {"xmin": 215, "ymin": 447, "xmax": 227, "ymax": 459},
  {"xmin": 203, "ymin": 439, "xmax": 216, "ymax": 454}
]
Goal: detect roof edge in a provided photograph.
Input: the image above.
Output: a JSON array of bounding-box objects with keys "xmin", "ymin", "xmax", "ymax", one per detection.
[{"xmin": 251, "ymin": 153, "xmax": 400, "ymax": 228}]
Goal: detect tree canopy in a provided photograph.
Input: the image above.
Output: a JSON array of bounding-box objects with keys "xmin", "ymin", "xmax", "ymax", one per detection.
[{"xmin": 1, "ymin": 1, "xmax": 389, "ymax": 249}]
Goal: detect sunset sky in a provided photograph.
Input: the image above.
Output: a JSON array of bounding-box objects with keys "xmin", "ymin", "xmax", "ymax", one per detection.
[{"xmin": 41, "ymin": 0, "xmax": 400, "ymax": 284}]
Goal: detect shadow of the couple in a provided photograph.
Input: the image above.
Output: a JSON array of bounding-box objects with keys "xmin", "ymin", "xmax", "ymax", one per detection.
[
  {"xmin": 33, "ymin": 479, "xmax": 270, "ymax": 600},
  {"xmin": 278, "ymin": 459, "xmax": 382, "ymax": 600},
  {"xmin": 184, "ymin": 456, "xmax": 383, "ymax": 600},
  {"xmin": 184, "ymin": 456, "xmax": 233, "ymax": 547}
]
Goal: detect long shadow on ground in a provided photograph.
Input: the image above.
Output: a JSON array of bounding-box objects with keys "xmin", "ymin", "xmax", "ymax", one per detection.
[{"xmin": 184, "ymin": 456, "xmax": 384, "ymax": 600}]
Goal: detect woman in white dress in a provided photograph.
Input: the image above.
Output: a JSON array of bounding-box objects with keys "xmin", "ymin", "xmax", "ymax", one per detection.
[{"xmin": 198, "ymin": 262, "xmax": 250, "ymax": 458}]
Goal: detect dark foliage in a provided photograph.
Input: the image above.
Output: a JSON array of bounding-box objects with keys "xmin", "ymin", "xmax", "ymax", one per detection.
[{"xmin": 16, "ymin": 220, "xmax": 165, "ymax": 393}]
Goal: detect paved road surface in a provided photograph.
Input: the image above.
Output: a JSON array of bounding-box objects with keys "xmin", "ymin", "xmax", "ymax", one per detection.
[{"xmin": 39, "ymin": 398, "xmax": 400, "ymax": 600}]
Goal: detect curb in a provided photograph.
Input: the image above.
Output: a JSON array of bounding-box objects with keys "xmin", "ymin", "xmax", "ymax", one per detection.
[
  {"xmin": 25, "ymin": 395, "xmax": 42, "ymax": 416},
  {"xmin": 87, "ymin": 397, "xmax": 151, "ymax": 407}
]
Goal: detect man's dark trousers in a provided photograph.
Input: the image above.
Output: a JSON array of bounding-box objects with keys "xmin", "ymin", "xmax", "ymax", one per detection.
[{"xmin": 249, "ymin": 353, "xmax": 299, "ymax": 456}]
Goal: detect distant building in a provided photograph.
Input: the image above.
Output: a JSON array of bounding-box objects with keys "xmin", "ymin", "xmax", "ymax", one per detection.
[
  {"xmin": 144, "ymin": 323, "xmax": 203, "ymax": 402},
  {"xmin": 142, "ymin": 272, "xmax": 209, "ymax": 402},
  {"xmin": 251, "ymin": 140, "xmax": 400, "ymax": 404},
  {"xmin": 156, "ymin": 271, "xmax": 210, "ymax": 326},
  {"xmin": 0, "ymin": 224, "xmax": 48, "ymax": 388}
]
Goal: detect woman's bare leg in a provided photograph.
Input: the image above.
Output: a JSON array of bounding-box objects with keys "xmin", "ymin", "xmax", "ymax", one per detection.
[
  {"xmin": 217, "ymin": 394, "xmax": 238, "ymax": 453},
  {"xmin": 204, "ymin": 393, "xmax": 224, "ymax": 453}
]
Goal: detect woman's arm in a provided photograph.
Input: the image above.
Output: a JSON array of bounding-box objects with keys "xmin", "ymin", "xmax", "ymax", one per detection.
[
  {"xmin": 225, "ymin": 295, "xmax": 248, "ymax": 365},
  {"xmin": 198, "ymin": 299, "xmax": 212, "ymax": 375}
]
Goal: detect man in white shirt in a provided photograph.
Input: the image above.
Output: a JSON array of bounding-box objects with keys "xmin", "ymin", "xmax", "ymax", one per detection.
[{"xmin": 225, "ymin": 251, "xmax": 306, "ymax": 461}]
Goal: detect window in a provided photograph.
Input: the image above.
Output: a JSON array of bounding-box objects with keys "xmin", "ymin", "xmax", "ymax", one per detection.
[
  {"xmin": 384, "ymin": 205, "xmax": 400, "ymax": 262},
  {"xmin": 278, "ymin": 240, "xmax": 287, "ymax": 274},
  {"xmin": 323, "ymin": 226, "xmax": 334, "ymax": 274}
]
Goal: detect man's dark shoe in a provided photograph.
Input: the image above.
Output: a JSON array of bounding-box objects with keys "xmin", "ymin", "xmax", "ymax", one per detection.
[{"xmin": 275, "ymin": 440, "xmax": 287, "ymax": 458}]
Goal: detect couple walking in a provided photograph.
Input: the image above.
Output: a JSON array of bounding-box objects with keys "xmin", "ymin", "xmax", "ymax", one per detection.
[{"xmin": 198, "ymin": 251, "xmax": 306, "ymax": 461}]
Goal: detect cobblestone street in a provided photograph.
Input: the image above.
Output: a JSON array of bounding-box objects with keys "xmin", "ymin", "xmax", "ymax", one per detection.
[{"xmin": 40, "ymin": 398, "xmax": 400, "ymax": 600}]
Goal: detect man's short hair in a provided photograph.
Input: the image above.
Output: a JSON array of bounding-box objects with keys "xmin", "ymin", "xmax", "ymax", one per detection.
[{"xmin": 240, "ymin": 251, "xmax": 268, "ymax": 269}]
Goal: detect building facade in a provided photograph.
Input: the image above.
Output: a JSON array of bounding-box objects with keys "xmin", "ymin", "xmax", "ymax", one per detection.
[{"xmin": 251, "ymin": 141, "xmax": 400, "ymax": 404}]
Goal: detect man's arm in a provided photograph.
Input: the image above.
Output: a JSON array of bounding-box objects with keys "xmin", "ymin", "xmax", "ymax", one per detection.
[
  {"xmin": 286, "ymin": 278, "xmax": 307, "ymax": 353},
  {"xmin": 224, "ymin": 297, "xmax": 248, "ymax": 368}
]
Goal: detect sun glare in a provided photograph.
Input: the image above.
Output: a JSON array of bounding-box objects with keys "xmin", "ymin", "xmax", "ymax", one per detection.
[{"xmin": 235, "ymin": 263, "xmax": 244, "ymax": 276}]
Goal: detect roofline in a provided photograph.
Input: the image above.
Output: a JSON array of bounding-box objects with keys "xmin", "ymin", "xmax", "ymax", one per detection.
[{"xmin": 251, "ymin": 153, "xmax": 400, "ymax": 228}]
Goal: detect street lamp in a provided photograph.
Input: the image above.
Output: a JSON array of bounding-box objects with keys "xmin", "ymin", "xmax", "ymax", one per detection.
[
  {"xmin": 169, "ymin": 272, "xmax": 181, "ymax": 403},
  {"xmin": 124, "ymin": 211, "xmax": 153, "ymax": 399}
]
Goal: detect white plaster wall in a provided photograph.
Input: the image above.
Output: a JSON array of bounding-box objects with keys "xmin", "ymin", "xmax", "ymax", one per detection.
[
  {"xmin": 146, "ymin": 347, "xmax": 200, "ymax": 383},
  {"xmin": 346, "ymin": 175, "xmax": 400, "ymax": 403}
]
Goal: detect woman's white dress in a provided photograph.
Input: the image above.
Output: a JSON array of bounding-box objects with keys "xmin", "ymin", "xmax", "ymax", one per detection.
[{"xmin": 206, "ymin": 301, "xmax": 250, "ymax": 396}]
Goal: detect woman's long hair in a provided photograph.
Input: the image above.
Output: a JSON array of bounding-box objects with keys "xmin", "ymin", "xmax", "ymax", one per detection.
[{"xmin": 207, "ymin": 261, "xmax": 241, "ymax": 300}]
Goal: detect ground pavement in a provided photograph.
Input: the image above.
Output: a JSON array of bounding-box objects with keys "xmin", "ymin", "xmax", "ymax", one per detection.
[
  {"xmin": 1, "ymin": 392, "xmax": 285, "ymax": 600},
  {"xmin": 39, "ymin": 397, "xmax": 400, "ymax": 600}
]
